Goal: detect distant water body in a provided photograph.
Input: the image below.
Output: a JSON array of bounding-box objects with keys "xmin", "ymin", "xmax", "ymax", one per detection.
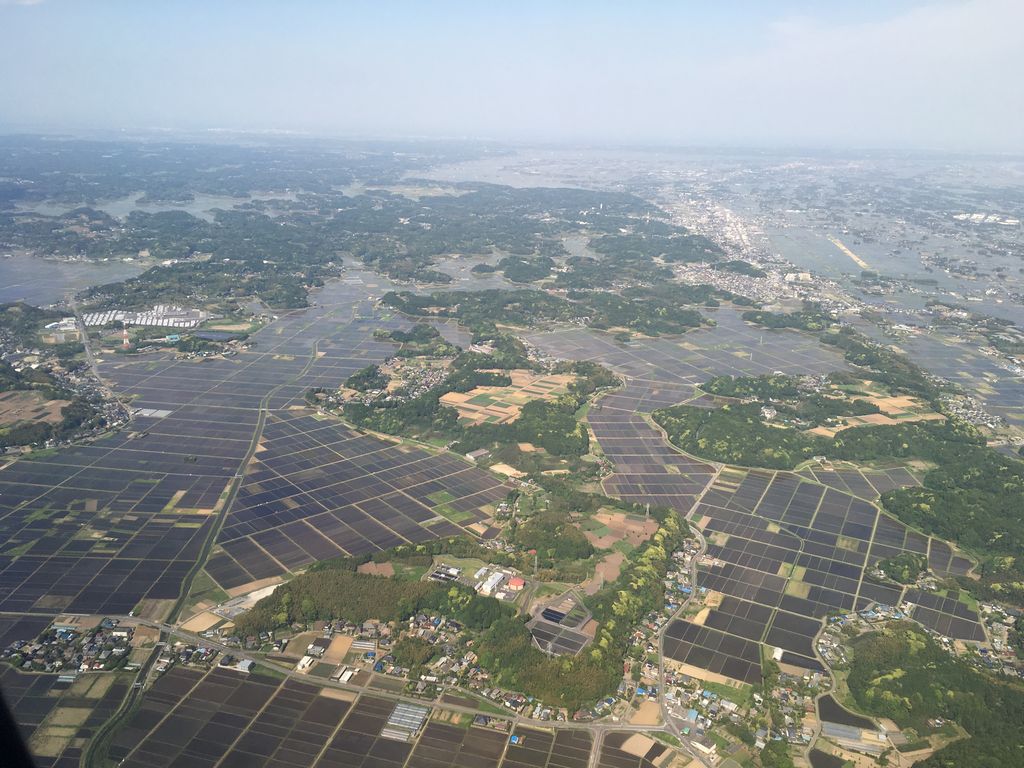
[
  {"xmin": 16, "ymin": 191, "xmax": 297, "ymax": 223},
  {"xmin": 4, "ymin": 191, "xmax": 295, "ymax": 307},
  {"xmin": 0, "ymin": 254, "xmax": 145, "ymax": 306}
]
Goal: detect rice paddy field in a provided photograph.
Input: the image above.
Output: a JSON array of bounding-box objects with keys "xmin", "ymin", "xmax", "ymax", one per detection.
[
  {"xmin": 0, "ymin": 278, "xmax": 995, "ymax": 765},
  {"xmin": 527, "ymin": 314, "xmax": 982, "ymax": 686}
]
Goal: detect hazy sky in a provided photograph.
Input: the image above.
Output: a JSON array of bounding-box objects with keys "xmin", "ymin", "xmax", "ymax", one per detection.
[{"xmin": 1, "ymin": 0, "xmax": 1022, "ymax": 151}]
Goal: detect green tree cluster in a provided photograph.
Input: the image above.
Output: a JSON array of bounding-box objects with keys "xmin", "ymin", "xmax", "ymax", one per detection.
[
  {"xmin": 702, "ymin": 374, "xmax": 802, "ymax": 400},
  {"xmin": 392, "ymin": 636, "xmax": 436, "ymax": 668},
  {"xmin": 759, "ymin": 739, "xmax": 796, "ymax": 768},
  {"xmin": 510, "ymin": 508, "xmax": 595, "ymax": 566},
  {"xmin": 498, "ymin": 255, "xmax": 554, "ymax": 283},
  {"xmin": 382, "ymin": 285, "xmax": 716, "ymax": 337},
  {"xmin": 701, "ymin": 374, "xmax": 880, "ymax": 425},
  {"xmin": 653, "ymin": 404, "xmax": 984, "ymax": 471},
  {"xmin": 741, "ymin": 307, "xmax": 834, "ymax": 332},
  {"xmin": 342, "ymin": 353, "xmax": 615, "ymax": 458},
  {"xmin": 821, "ymin": 327, "xmax": 941, "ymax": 400},
  {"xmin": 342, "ymin": 350, "xmax": 515, "ymax": 439},
  {"xmin": 655, "ymin": 397, "xmax": 1024, "ymax": 600},
  {"xmin": 474, "ymin": 512, "xmax": 688, "ymax": 710},
  {"xmin": 0, "ymin": 302, "xmax": 66, "ymax": 347},
  {"xmin": 653, "ymin": 402, "xmax": 826, "ymax": 469},
  {"xmin": 715, "ymin": 259, "xmax": 767, "ymax": 278},
  {"xmin": 875, "ymin": 552, "xmax": 927, "ymax": 584},
  {"xmin": 374, "ymin": 324, "xmax": 458, "ymax": 357},
  {"xmin": 847, "ymin": 623, "xmax": 1024, "ymax": 767},
  {"xmin": 345, "ymin": 364, "xmax": 389, "ymax": 392},
  {"xmin": 454, "ymin": 361, "xmax": 618, "ymax": 458},
  {"xmin": 742, "ymin": 307, "xmax": 941, "ymax": 401},
  {"xmin": 233, "ymin": 567, "xmax": 512, "ymax": 636}
]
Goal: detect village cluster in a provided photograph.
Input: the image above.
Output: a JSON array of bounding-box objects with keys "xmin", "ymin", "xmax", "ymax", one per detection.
[{"xmin": 1, "ymin": 617, "xmax": 137, "ymax": 676}]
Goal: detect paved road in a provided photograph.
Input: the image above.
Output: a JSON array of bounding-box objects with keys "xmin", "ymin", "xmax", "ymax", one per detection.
[
  {"xmin": 587, "ymin": 729, "xmax": 606, "ymax": 768},
  {"xmin": 165, "ymin": 336, "xmax": 326, "ymax": 626},
  {"xmin": 70, "ymin": 298, "xmax": 110, "ymax": 392},
  {"xmin": 656, "ymin": 524, "xmax": 714, "ymax": 768}
]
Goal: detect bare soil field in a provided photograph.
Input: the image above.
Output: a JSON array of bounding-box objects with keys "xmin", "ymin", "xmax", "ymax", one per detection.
[
  {"xmin": 441, "ymin": 369, "xmax": 576, "ymax": 426},
  {"xmin": 321, "ymin": 635, "xmax": 353, "ymax": 665},
  {"xmin": 668, "ymin": 659, "xmax": 746, "ymax": 688},
  {"xmin": 203, "ymin": 322, "xmax": 253, "ymax": 332},
  {"xmin": 130, "ymin": 624, "xmax": 161, "ymax": 647},
  {"xmin": 0, "ymin": 390, "xmax": 67, "ymax": 426},
  {"xmin": 29, "ymin": 729, "xmax": 75, "ymax": 758},
  {"xmin": 281, "ymin": 631, "xmax": 318, "ymax": 659},
  {"xmin": 356, "ymin": 561, "xmax": 395, "ymax": 577},
  {"xmin": 489, "ymin": 462, "xmax": 525, "ymax": 478},
  {"xmin": 581, "ymin": 511, "xmax": 659, "ymax": 550},
  {"xmin": 134, "ymin": 598, "xmax": 174, "ymax": 623},
  {"xmin": 581, "ymin": 551, "xmax": 625, "ymax": 595},
  {"xmin": 319, "ymin": 687, "xmax": 357, "ymax": 702},
  {"xmin": 46, "ymin": 707, "xmax": 91, "ymax": 727},
  {"xmin": 691, "ymin": 607, "xmax": 711, "ymax": 626},
  {"xmin": 225, "ymin": 576, "xmax": 283, "ymax": 598},
  {"xmin": 628, "ymin": 702, "xmax": 662, "ymax": 727},
  {"xmin": 180, "ymin": 611, "xmax": 222, "ymax": 633},
  {"xmin": 620, "ymin": 734, "xmax": 657, "ymax": 758}
]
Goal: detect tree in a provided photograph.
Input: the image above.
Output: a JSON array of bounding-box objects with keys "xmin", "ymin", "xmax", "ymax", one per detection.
[{"xmin": 392, "ymin": 636, "xmax": 434, "ymax": 668}]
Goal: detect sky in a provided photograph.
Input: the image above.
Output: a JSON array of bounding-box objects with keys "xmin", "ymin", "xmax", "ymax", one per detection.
[{"xmin": 1, "ymin": 0, "xmax": 1022, "ymax": 152}]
